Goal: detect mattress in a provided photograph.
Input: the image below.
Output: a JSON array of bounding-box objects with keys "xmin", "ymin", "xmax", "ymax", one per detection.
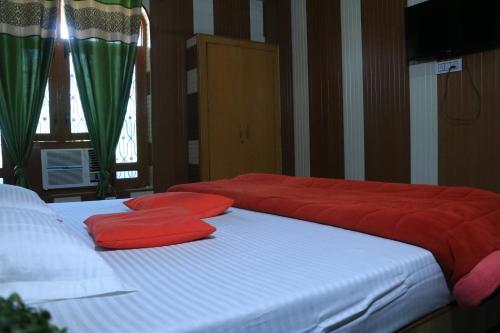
[{"xmin": 42, "ymin": 199, "xmax": 452, "ymax": 333}]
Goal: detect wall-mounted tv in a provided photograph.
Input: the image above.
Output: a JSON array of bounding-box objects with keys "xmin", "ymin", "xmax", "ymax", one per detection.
[{"xmin": 406, "ymin": 0, "xmax": 500, "ymax": 62}]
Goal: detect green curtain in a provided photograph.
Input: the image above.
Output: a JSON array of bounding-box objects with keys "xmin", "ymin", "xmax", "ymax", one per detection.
[
  {"xmin": 65, "ymin": 0, "xmax": 142, "ymax": 199},
  {"xmin": 0, "ymin": 0, "xmax": 57, "ymax": 187}
]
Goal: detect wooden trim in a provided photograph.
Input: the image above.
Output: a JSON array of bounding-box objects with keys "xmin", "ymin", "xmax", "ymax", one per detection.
[
  {"xmin": 361, "ymin": 0, "xmax": 410, "ymax": 183},
  {"xmin": 41, "ymin": 186, "xmax": 153, "ymax": 203},
  {"xmin": 124, "ymin": 43, "xmax": 149, "ymax": 188},
  {"xmin": 195, "ymin": 33, "xmax": 279, "ymax": 51},
  {"xmin": 0, "ymin": 136, "xmax": 8, "ymax": 182},
  {"xmin": 186, "ymin": 42, "xmax": 200, "ymax": 181},
  {"xmin": 187, "ymin": 93, "xmax": 199, "ymax": 141},
  {"xmin": 306, "ymin": 0, "xmax": 345, "ymax": 179},
  {"xmin": 197, "ymin": 35, "xmax": 210, "ymax": 181},
  {"xmin": 399, "ymin": 295, "xmax": 500, "ymax": 333},
  {"xmin": 186, "ymin": 46, "xmax": 198, "ymax": 71},
  {"xmin": 273, "ymin": 47, "xmax": 283, "ymax": 175},
  {"xmin": 150, "ymin": 0, "xmax": 193, "ymax": 192},
  {"xmin": 213, "ymin": 0, "xmax": 250, "ymax": 39},
  {"xmin": 263, "ymin": 0, "xmax": 295, "ymax": 176}
]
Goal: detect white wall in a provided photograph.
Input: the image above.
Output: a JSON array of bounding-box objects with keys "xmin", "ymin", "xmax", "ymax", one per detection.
[
  {"xmin": 250, "ymin": 0, "xmax": 265, "ymax": 42},
  {"xmin": 340, "ymin": 0, "xmax": 365, "ymax": 180},
  {"xmin": 193, "ymin": 0, "xmax": 214, "ymax": 34},
  {"xmin": 407, "ymin": 0, "xmax": 438, "ymax": 184}
]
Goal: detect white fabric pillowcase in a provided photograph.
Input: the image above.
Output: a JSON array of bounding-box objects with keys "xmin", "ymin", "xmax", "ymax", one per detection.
[
  {"xmin": 0, "ymin": 208, "xmax": 131, "ymax": 304},
  {"xmin": 0, "ymin": 184, "xmax": 59, "ymax": 219}
]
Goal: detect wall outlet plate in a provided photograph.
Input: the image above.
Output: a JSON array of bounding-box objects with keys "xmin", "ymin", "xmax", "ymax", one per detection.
[{"xmin": 435, "ymin": 59, "xmax": 462, "ymax": 75}]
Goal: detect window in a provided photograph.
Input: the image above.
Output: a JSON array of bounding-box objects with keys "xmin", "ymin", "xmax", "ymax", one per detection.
[{"xmin": 32, "ymin": 3, "xmax": 150, "ymax": 188}]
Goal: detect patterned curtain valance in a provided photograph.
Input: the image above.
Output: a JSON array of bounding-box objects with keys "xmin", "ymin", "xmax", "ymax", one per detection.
[
  {"xmin": 65, "ymin": 0, "xmax": 142, "ymax": 44},
  {"xmin": 0, "ymin": 0, "xmax": 58, "ymax": 38}
]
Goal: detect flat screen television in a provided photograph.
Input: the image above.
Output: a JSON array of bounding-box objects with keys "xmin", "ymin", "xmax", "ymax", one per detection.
[{"xmin": 406, "ymin": 0, "xmax": 500, "ymax": 61}]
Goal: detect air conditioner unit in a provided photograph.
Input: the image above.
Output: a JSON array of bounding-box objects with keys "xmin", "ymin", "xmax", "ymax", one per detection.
[{"xmin": 41, "ymin": 148, "xmax": 100, "ymax": 190}]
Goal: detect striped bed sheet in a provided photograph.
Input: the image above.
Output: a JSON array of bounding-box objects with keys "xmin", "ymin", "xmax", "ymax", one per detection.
[{"xmin": 42, "ymin": 199, "xmax": 451, "ymax": 333}]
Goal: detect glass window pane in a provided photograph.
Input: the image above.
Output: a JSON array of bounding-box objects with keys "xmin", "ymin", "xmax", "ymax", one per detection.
[
  {"xmin": 36, "ymin": 84, "xmax": 51, "ymax": 134},
  {"xmin": 69, "ymin": 55, "xmax": 88, "ymax": 134},
  {"xmin": 60, "ymin": 0, "xmax": 69, "ymax": 40},
  {"xmin": 116, "ymin": 70, "xmax": 138, "ymax": 164}
]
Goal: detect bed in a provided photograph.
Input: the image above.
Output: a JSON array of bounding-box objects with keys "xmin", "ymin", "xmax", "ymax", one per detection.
[{"xmin": 40, "ymin": 199, "xmax": 452, "ymax": 333}]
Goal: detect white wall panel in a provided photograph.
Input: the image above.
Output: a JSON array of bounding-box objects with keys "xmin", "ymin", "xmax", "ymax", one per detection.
[
  {"xmin": 407, "ymin": 0, "xmax": 428, "ymax": 6},
  {"xmin": 193, "ymin": 0, "xmax": 214, "ymax": 35},
  {"xmin": 409, "ymin": 61, "xmax": 438, "ymax": 184},
  {"xmin": 291, "ymin": 0, "xmax": 310, "ymax": 176},
  {"xmin": 407, "ymin": 0, "xmax": 438, "ymax": 184},
  {"xmin": 250, "ymin": 0, "xmax": 265, "ymax": 42},
  {"xmin": 340, "ymin": 0, "xmax": 365, "ymax": 180},
  {"xmin": 187, "ymin": 69, "xmax": 198, "ymax": 95}
]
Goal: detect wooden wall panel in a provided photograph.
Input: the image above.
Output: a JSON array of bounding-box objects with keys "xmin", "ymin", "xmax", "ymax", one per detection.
[
  {"xmin": 361, "ymin": 0, "xmax": 410, "ymax": 183},
  {"xmin": 150, "ymin": 0, "xmax": 193, "ymax": 191},
  {"xmin": 438, "ymin": 49, "xmax": 500, "ymax": 193},
  {"xmin": 213, "ymin": 0, "xmax": 250, "ymax": 39},
  {"xmin": 306, "ymin": 0, "xmax": 344, "ymax": 179},
  {"xmin": 263, "ymin": 0, "xmax": 295, "ymax": 176}
]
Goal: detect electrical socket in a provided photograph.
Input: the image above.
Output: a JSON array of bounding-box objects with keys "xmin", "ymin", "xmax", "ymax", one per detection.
[{"xmin": 435, "ymin": 59, "xmax": 462, "ymax": 75}]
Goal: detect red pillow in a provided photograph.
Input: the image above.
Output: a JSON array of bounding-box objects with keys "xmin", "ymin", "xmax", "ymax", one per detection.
[
  {"xmin": 84, "ymin": 207, "xmax": 216, "ymax": 249},
  {"xmin": 123, "ymin": 192, "xmax": 234, "ymax": 218}
]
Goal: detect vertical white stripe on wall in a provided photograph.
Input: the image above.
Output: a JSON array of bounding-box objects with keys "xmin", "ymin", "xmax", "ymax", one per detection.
[
  {"xmin": 407, "ymin": 0, "xmax": 429, "ymax": 6},
  {"xmin": 291, "ymin": 0, "xmax": 311, "ymax": 176},
  {"xmin": 193, "ymin": 0, "xmax": 214, "ymax": 35},
  {"xmin": 407, "ymin": 0, "xmax": 438, "ymax": 184},
  {"xmin": 409, "ymin": 62, "xmax": 438, "ymax": 184},
  {"xmin": 340, "ymin": 0, "xmax": 365, "ymax": 180},
  {"xmin": 250, "ymin": 0, "xmax": 265, "ymax": 42}
]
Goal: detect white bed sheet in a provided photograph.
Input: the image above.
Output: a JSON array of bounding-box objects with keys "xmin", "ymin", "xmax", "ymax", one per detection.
[{"xmin": 42, "ymin": 200, "xmax": 451, "ymax": 333}]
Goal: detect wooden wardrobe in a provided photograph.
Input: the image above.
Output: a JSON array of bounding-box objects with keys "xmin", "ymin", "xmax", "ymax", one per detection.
[{"xmin": 186, "ymin": 34, "xmax": 282, "ymax": 181}]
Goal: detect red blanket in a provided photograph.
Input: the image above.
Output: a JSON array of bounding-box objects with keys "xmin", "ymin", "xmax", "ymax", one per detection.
[{"xmin": 169, "ymin": 173, "xmax": 500, "ymax": 308}]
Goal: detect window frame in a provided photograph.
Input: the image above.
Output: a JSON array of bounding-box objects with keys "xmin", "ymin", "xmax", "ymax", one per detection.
[
  {"xmin": 0, "ymin": 138, "xmax": 5, "ymax": 183},
  {"xmin": 32, "ymin": 7, "xmax": 150, "ymax": 190}
]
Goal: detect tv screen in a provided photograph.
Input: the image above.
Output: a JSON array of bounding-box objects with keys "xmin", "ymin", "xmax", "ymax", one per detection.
[{"xmin": 406, "ymin": 0, "xmax": 500, "ymax": 61}]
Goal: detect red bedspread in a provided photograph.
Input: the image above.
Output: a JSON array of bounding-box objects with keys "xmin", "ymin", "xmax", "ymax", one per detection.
[{"xmin": 169, "ymin": 173, "xmax": 500, "ymax": 308}]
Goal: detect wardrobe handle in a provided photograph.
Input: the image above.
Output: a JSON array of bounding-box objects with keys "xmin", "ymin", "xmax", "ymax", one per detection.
[{"xmin": 245, "ymin": 124, "xmax": 250, "ymax": 140}]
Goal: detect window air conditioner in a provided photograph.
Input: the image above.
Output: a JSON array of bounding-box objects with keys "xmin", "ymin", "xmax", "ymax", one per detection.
[{"xmin": 41, "ymin": 148, "xmax": 99, "ymax": 190}]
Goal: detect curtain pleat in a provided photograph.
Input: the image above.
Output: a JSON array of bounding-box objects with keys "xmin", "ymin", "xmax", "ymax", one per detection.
[{"xmin": 0, "ymin": 0, "xmax": 57, "ymax": 187}]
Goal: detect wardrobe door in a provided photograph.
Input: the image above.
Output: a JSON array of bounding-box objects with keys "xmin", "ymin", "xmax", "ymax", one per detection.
[
  {"xmin": 205, "ymin": 43, "xmax": 246, "ymax": 180},
  {"xmin": 200, "ymin": 37, "xmax": 282, "ymax": 180},
  {"xmin": 240, "ymin": 48, "xmax": 281, "ymax": 175}
]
